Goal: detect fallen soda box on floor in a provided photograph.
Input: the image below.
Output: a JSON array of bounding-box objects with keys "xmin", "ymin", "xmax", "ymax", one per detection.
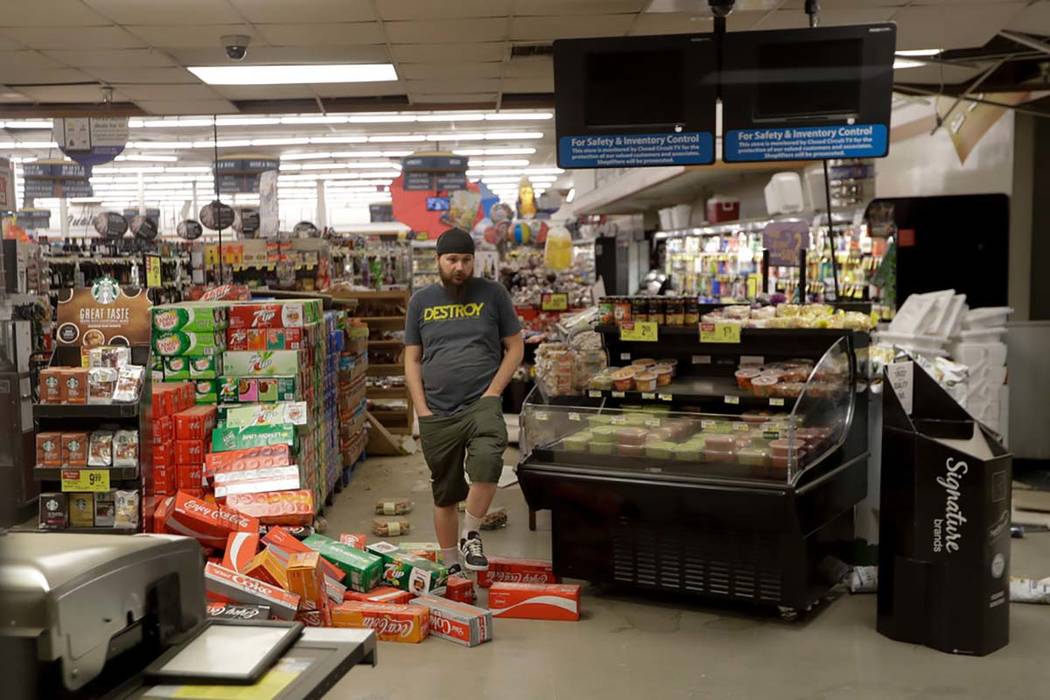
[
  {"xmin": 444, "ymin": 575, "xmax": 476, "ymax": 604},
  {"xmin": 331, "ymin": 601, "xmax": 429, "ymax": 643},
  {"xmin": 411, "ymin": 595, "xmax": 492, "ymax": 648},
  {"xmin": 477, "ymin": 556, "xmax": 557, "ymax": 588},
  {"xmin": 222, "ymin": 531, "xmax": 259, "ymax": 573},
  {"xmin": 303, "ymin": 533, "xmax": 384, "ymax": 592},
  {"xmin": 204, "ymin": 562, "xmax": 300, "ymax": 620},
  {"xmin": 165, "ymin": 491, "xmax": 259, "ymax": 549},
  {"xmin": 205, "ymin": 602, "xmax": 271, "ymax": 621},
  {"xmin": 343, "ymin": 586, "xmax": 414, "ymax": 605},
  {"xmin": 488, "ymin": 582, "xmax": 582, "ymax": 621},
  {"xmin": 366, "ymin": 541, "xmax": 449, "ymax": 595},
  {"xmin": 263, "ymin": 530, "xmax": 347, "ymax": 603}
]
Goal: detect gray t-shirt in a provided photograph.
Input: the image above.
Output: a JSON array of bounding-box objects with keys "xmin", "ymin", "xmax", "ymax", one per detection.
[{"xmin": 405, "ymin": 278, "xmax": 521, "ymax": 415}]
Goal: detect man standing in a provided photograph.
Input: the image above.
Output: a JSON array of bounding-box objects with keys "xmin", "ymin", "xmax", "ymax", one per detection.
[{"xmin": 405, "ymin": 228, "xmax": 523, "ymax": 572}]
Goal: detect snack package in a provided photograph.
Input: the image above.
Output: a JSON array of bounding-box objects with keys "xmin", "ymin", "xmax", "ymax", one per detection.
[
  {"xmin": 37, "ymin": 432, "xmax": 62, "ymax": 466},
  {"xmin": 338, "ymin": 533, "xmax": 368, "ymax": 550},
  {"xmin": 488, "ymin": 582, "xmax": 581, "ymax": 621},
  {"xmin": 477, "ymin": 556, "xmax": 557, "ymax": 588},
  {"xmin": 411, "ymin": 595, "xmax": 492, "ymax": 647},
  {"xmin": 87, "ymin": 431, "xmax": 114, "ymax": 467},
  {"xmin": 374, "ymin": 498, "xmax": 413, "ymax": 516},
  {"xmin": 225, "ymin": 490, "xmax": 313, "ymax": 526},
  {"xmin": 366, "ymin": 542, "xmax": 450, "ymax": 595},
  {"xmin": 112, "ymin": 365, "xmax": 145, "ymax": 403},
  {"xmin": 112, "ymin": 430, "xmax": 139, "ymax": 467},
  {"xmin": 63, "ymin": 367, "xmax": 88, "ymax": 404},
  {"xmin": 69, "ymin": 493, "xmax": 94, "ymax": 527},
  {"xmin": 204, "ymin": 562, "xmax": 300, "ymax": 620},
  {"xmin": 302, "ymin": 534, "xmax": 384, "ymax": 592},
  {"xmin": 61, "ymin": 432, "xmax": 89, "ymax": 467},
  {"xmin": 114, "ymin": 490, "xmax": 140, "ymax": 529},
  {"xmin": 372, "ymin": 518, "xmax": 411, "ymax": 538},
  {"xmin": 39, "ymin": 492, "xmax": 67, "ymax": 529},
  {"xmin": 330, "ymin": 601, "xmax": 429, "ymax": 643},
  {"xmin": 94, "ymin": 491, "xmax": 116, "ymax": 527},
  {"xmin": 87, "ymin": 367, "xmax": 119, "ymax": 403},
  {"xmin": 88, "ymin": 345, "xmax": 131, "ymax": 368},
  {"xmin": 39, "ymin": 368, "xmax": 62, "ymax": 403}
]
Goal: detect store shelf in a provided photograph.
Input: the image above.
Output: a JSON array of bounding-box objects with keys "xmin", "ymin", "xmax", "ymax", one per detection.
[
  {"xmin": 34, "ymin": 403, "xmax": 139, "ymax": 419},
  {"xmin": 33, "ymin": 466, "xmax": 139, "ymax": 481},
  {"xmin": 367, "ymin": 364, "xmax": 404, "ymax": 376},
  {"xmin": 585, "ymin": 375, "xmax": 792, "ymax": 410},
  {"xmin": 366, "ymin": 386, "xmax": 407, "ymax": 398},
  {"xmin": 367, "ymin": 339, "xmax": 404, "ymax": 348},
  {"xmin": 356, "ymin": 315, "xmax": 406, "ymax": 324}
]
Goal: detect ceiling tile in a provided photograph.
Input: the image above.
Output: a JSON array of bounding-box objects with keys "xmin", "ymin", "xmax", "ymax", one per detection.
[
  {"xmin": 514, "ymin": 0, "xmax": 647, "ymax": 15},
  {"xmin": 893, "ymin": 4, "xmax": 1027, "ymax": 50},
  {"xmin": 501, "ymin": 77, "xmax": 554, "ymax": 93},
  {"xmin": 255, "ymin": 22, "xmax": 385, "ymax": 47},
  {"xmin": 0, "ymin": 51, "xmax": 66, "ymax": 72},
  {"xmin": 399, "ymin": 63, "xmax": 503, "ymax": 80},
  {"xmin": 3, "ymin": 0, "xmax": 111, "ymax": 26},
  {"xmin": 83, "ymin": 66, "xmax": 201, "ymax": 84},
  {"xmin": 84, "ymin": 0, "xmax": 243, "ymax": 25},
  {"xmin": 1004, "ymin": 3, "xmax": 1050, "ymax": 33},
  {"xmin": 124, "ymin": 24, "xmax": 261, "ymax": 49},
  {"xmin": 502, "ymin": 57, "xmax": 553, "ymax": 79},
  {"xmin": 230, "ymin": 0, "xmax": 376, "ymax": 22},
  {"xmin": 42, "ymin": 49, "xmax": 176, "ymax": 67},
  {"xmin": 385, "ymin": 19, "xmax": 509, "ymax": 44},
  {"xmin": 0, "ymin": 26, "xmax": 144, "ymax": 50},
  {"xmin": 405, "ymin": 78, "xmax": 501, "ymax": 94},
  {"xmin": 411, "ymin": 93, "xmax": 499, "ymax": 105},
  {"xmin": 754, "ymin": 8, "xmax": 896, "ymax": 30},
  {"xmin": 0, "ymin": 88, "xmax": 33, "ymax": 103},
  {"xmin": 511, "ymin": 14, "xmax": 635, "ymax": 40},
  {"xmin": 134, "ymin": 99, "xmax": 239, "ymax": 115},
  {"xmin": 310, "ymin": 82, "xmax": 405, "ymax": 98},
  {"xmin": 376, "ymin": 0, "xmax": 511, "ymax": 20},
  {"xmin": 213, "ymin": 85, "xmax": 321, "ymax": 100},
  {"xmin": 168, "ymin": 45, "xmax": 391, "ymax": 65},
  {"xmin": 117, "ymin": 84, "xmax": 223, "ymax": 100},
  {"xmin": 18, "ymin": 84, "xmax": 129, "ymax": 103},
  {"xmin": 391, "ymin": 43, "xmax": 506, "ymax": 63},
  {"xmin": 0, "ymin": 63, "xmax": 96, "ymax": 85},
  {"xmin": 630, "ymin": 13, "xmax": 712, "ymax": 35}
]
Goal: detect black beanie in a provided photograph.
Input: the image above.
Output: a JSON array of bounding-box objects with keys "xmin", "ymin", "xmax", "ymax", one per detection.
[{"xmin": 436, "ymin": 228, "xmax": 475, "ymax": 256}]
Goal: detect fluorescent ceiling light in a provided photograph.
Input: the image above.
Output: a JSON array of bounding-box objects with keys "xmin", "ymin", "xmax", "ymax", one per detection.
[
  {"xmin": 280, "ymin": 115, "xmax": 350, "ymax": 125},
  {"xmin": 133, "ymin": 118, "xmax": 213, "ymax": 128},
  {"xmin": 127, "ymin": 141, "xmax": 195, "ymax": 149},
  {"xmin": 2, "ymin": 120, "xmax": 52, "ymax": 129},
  {"xmin": 250, "ymin": 137, "xmax": 310, "ymax": 146},
  {"xmin": 454, "ymin": 147, "xmax": 536, "ymax": 156},
  {"xmin": 896, "ymin": 49, "xmax": 941, "ymax": 57},
  {"xmin": 893, "ymin": 58, "xmax": 926, "ymax": 70},
  {"xmin": 1, "ymin": 141, "xmax": 57, "ymax": 149},
  {"xmin": 116, "ymin": 154, "xmax": 178, "ymax": 162},
  {"xmin": 218, "ymin": 117, "xmax": 282, "ymax": 126},
  {"xmin": 187, "ymin": 63, "xmax": 397, "ymax": 85}
]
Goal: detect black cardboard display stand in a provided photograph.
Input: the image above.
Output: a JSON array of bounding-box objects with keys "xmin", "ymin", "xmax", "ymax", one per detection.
[{"xmin": 877, "ymin": 360, "xmax": 1012, "ymax": 656}]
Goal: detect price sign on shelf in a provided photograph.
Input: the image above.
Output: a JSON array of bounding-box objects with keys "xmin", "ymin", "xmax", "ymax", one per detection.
[
  {"xmin": 700, "ymin": 321, "xmax": 741, "ymax": 344},
  {"xmin": 620, "ymin": 321, "xmax": 658, "ymax": 342},
  {"xmin": 540, "ymin": 292, "xmax": 568, "ymax": 312},
  {"xmin": 145, "ymin": 254, "xmax": 162, "ymax": 288},
  {"xmin": 61, "ymin": 469, "xmax": 110, "ymax": 492}
]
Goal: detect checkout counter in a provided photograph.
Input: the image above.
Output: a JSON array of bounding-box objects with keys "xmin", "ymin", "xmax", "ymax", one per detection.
[{"xmin": 0, "ymin": 531, "xmax": 377, "ymax": 699}]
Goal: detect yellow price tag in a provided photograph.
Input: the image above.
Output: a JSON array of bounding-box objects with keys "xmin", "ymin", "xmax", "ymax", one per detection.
[
  {"xmin": 700, "ymin": 321, "xmax": 742, "ymax": 344},
  {"xmin": 145, "ymin": 254, "xmax": 162, "ymax": 288},
  {"xmin": 619, "ymin": 321, "xmax": 658, "ymax": 342},
  {"xmin": 540, "ymin": 292, "xmax": 568, "ymax": 312},
  {"xmin": 61, "ymin": 469, "xmax": 110, "ymax": 492}
]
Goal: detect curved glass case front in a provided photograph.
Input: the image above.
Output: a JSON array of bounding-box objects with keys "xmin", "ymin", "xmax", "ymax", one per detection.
[{"xmin": 520, "ymin": 337, "xmax": 855, "ymax": 485}]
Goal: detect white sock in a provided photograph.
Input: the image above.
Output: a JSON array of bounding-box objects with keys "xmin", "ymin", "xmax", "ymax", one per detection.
[
  {"xmin": 462, "ymin": 511, "xmax": 484, "ymax": 540},
  {"xmin": 440, "ymin": 547, "xmax": 459, "ymax": 566}
]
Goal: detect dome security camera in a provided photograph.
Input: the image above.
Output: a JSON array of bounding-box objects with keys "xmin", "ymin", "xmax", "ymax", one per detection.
[
  {"xmin": 708, "ymin": 0, "xmax": 735, "ymax": 18},
  {"xmin": 221, "ymin": 35, "xmax": 251, "ymax": 61}
]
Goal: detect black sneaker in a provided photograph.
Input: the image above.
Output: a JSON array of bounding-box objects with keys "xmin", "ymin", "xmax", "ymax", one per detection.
[
  {"xmin": 446, "ymin": 563, "xmax": 463, "ymax": 577},
  {"xmin": 459, "ymin": 531, "xmax": 489, "ymax": 571}
]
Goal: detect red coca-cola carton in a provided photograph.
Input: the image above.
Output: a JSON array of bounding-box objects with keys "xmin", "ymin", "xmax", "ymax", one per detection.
[
  {"xmin": 222, "ymin": 531, "xmax": 260, "ymax": 573},
  {"xmin": 152, "ymin": 416, "xmax": 173, "ymax": 444},
  {"xmin": 175, "ymin": 439, "xmax": 205, "ymax": 466},
  {"xmin": 153, "ymin": 496, "xmax": 174, "ymax": 533},
  {"xmin": 331, "ymin": 601, "xmax": 429, "ymax": 643},
  {"xmin": 213, "ymin": 468, "xmax": 301, "ymax": 500},
  {"xmin": 411, "ymin": 595, "xmax": 492, "ymax": 647},
  {"xmin": 204, "ymin": 562, "xmax": 300, "ymax": 620},
  {"xmin": 153, "ymin": 443, "xmax": 173, "ymax": 470},
  {"xmin": 225, "ymin": 490, "xmax": 313, "ymax": 526},
  {"xmin": 165, "ymin": 491, "xmax": 259, "ymax": 549},
  {"xmin": 488, "ymin": 582, "xmax": 581, "ymax": 621},
  {"xmin": 343, "ymin": 586, "xmax": 414, "ymax": 605},
  {"xmin": 174, "ymin": 405, "xmax": 217, "ymax": 441},
  {"xmin": 205, "ymin": 444, "xmax": 291, "ymax": 478},
  {"xmin": 444, "ymin": 575, "xmax": 476, "ymax": 604},
  {"xmin": 477, "ymin": 556, "xmax": 557, "ymax": 588},
  {"xmin": 153, "ymin": 466, "xmax": 175, "ymax": 495},
  {"xmin": 176, "ymin": 464, "xmax": 203, "ymax": 490},
  {"xmin": 152, "ymin": 384, "xmax": 176, "ymax": 418},
  {"xmin": 339, "ymin": 533, "xmax": 367, "ymax": 549}
]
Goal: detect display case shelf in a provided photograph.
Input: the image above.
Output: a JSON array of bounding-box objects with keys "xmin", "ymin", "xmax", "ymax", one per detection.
[
  {"xmin": 583, "ymin": 375, "xmax": 794, "ymax": 409},
  {"xmin": 34, "ymin": 402, "xmax": 140, "ymax": 419}
]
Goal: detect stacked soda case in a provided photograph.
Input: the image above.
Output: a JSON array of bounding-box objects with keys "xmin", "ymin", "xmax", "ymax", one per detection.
[
  {"xmin": 338, "ymin": 318, "xmax": 369, "ymax": 469},
  {"xmin": 151, "ymin": 303, "xmax": 229, "ymax": 404},
  {"xmin": 323, "ymin": 311, "xmax": 344, "ymax": 496}
]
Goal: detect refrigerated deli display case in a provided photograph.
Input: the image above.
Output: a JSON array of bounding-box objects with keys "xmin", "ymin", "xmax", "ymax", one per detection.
[{"xmin": 516, "ymin": 325, "xmax": 870, "ymax": 614}]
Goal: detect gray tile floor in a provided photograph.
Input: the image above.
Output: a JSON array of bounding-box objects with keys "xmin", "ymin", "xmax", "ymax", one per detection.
[{"xmin": 325, "ymin": 452, "xmax": 1050, "ymax": 700}]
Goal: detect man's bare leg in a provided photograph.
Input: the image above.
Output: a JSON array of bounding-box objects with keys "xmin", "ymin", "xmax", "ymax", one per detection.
[{"xmin": 464, "ymin": 481, "xmax": 498, "ymax": 531}]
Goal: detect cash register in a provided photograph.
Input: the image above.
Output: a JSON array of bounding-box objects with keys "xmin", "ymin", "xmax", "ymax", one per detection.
[{"xmin": 0, "ymin": 531, "xmax": 377, "ymax": 699}]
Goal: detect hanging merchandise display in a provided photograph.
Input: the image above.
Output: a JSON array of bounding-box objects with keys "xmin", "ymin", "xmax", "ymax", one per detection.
[
  {"xmin": 199, "ymin": 201, "xmax": 235, "ymax": 231},
  {"xmin": 543, "ymin": 224, "xmax": 573, "ymax": 271},
  {"xmin": 390, "ymin": 153, "xmax": 483, "ymax": 238},
  {"xmin": 93, "ymin": 212, "xmax": 129, "ymax": 240},
  {"xmin": 177, "ymin": 219, "xmax": 204, "ymax": 241},
  {"xmin": 51, "ymin": 116, "xmax": 129, "ymax": 167},
  {"xmin": 517, "ymin": 177, "xmax": 537, "ymax": 219},
  {"xmin": 22, "ymin": 160, "xmax": 93, "ymax": 200}
]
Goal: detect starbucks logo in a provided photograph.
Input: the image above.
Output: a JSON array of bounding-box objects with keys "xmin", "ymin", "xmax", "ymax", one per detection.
[{"xmin": 91, "ymin": 276, "xmax": 121, "ymax": 305}]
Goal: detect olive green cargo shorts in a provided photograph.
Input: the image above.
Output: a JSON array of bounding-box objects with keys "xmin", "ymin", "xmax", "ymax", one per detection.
[{"xmin": 418, "ymin": 395, "xmax": 507, "ymax": 507}]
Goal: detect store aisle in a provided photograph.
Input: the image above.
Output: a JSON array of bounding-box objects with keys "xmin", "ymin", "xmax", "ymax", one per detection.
[{"xmin": 325, "ymin": 454, "xmax": 1050, "ymax": 700}]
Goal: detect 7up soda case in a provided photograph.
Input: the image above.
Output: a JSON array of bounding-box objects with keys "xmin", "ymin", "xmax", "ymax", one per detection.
[
  {"xmin": 303, "ymin": 534, "xmax": 383, "ymax": 592},
  {"xmin": 366, "ymin": 542, "xmax": 450, "ymax": 595},
  {"xmin": 227, "ymin": 300, "xmax": 322, "ymax": 330}
]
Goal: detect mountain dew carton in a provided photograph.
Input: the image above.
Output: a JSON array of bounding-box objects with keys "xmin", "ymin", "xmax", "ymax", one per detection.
[
  {"xmin": 366, "ymin": 542, "xmax": 450, "ymax": 595},
  {"xmin": 152, "ymin": 303, "xmax": 228, "ymax": 333},
  {"xmin": 303, "ymin": 534, "xmax": 383, "ymax": 592}
]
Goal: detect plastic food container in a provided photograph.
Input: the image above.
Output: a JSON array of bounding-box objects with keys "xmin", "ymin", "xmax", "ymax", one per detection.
[
  {"xmin": 963, "ymin": 306, "xmax": 1012, "ymax": 329},
  {"xmin": 737, "ymin": 447, "xmax": 771, "ymax": 467},
  {"xmin": 653, "ymin": 365, "xmax": 674, "ymax": 386},
  {"xmin": 588, "ymin": 373, "xmax": 613, "ymax": 390},
  {"xmin": 634, "ymin": 371, "xmax": 658, "ymax": 392},
  {"xmin": 769, "ymin": 438, "xmax": 798, "ymax": 457},
  {"xmin": 774, "ymin": 382, "xmax": 805, "ymax": 399},
  {"xmin": 618, "ymin": 443, "xmax": 645, "ymax": 457},
  {"xmin": 704, "ymin": 435, "xmax": 735, "ymax": 451},
  {"xmin": 735, "ymin": 368, "xmax": 762, "ymax": 390},
  {"xmin": 562, "ymin": 433, "xmax": 590, "ymax": 451},
  {"xmin": 611, "ymin": 368, "xmax": 636, "ymax": 392},
  {"xmin": 587, "ymin": 414, "xmax": 613, "ymax": 427},
  {"xmin": 670, "ymin": 443, "xmax": 698, "ymax": 461},
  {"xmin": 590, "ymin": 441, "xmax": 614, "ymax": 455},
  {"xmin": 703, "ymin": 448, "xmax": 736, "ymax": 463},
  {"xmin": 751, "ymin": 375, "xmax": 779, "ymax": 397},
  {"xmin": 631, "ymin": 358, "xmax": 657, "ymax": 369},
  {"xmin": 591, "ymin": 425, "xmax": 618, "ymax": 443},
  {"xmin": 617, "ymin": 426, "xmax": 649, "ymax": 446},
  {"xmin": 645, "ymin": 441, "xmax": 674, "ymax": 459},
  {"xmin": 780, "ymin": 368, "xmax": 810, "ymax": 383}
]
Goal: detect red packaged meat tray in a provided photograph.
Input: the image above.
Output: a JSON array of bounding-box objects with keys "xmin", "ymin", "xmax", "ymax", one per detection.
[
  {"xmin": 165, "ymin": 491, "xmax": 259, "ymax": 549},
  {"xmin": 225, "ymin": 489, "xmax": 314, "ymax": 526},
  {"xmin": 488, "ymin": 582, "xmax": 581, "ymax": 621},
  {"xmin": 476, "ymin": 556, "xmax": 557, "ymax": 588}
]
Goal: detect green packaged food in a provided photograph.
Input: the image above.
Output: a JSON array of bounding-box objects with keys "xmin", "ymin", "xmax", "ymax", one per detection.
[
  {"xmin": 590, "ymin": 425, "xmax": 618, "ymax": 443},
  {"xmin": 153, "ymin": 331, "xmax": 226, "ymax": 357},
  {"xmin": 645, "ymin": 440, "xmax": 675, "ymax": 459},
  {"xmin": 562, "ymin": 432, "xmax": 590, "ymax": 452},
  {"xmin": 303, "ymin": 534, "xmax": 383, "ymax": 592},
  {"xmin": 152, "ymin": 303, "xmax": 227, "ymax": 333},
  {"xmin": 590, "ymin": 441, "xmax": 614, "ymax": 455},
  {"xmin": 586, "ymin": 414, "xmax": 612, "ymax": 427},
  {"xmin": 189, "ymin": 354, "xmax": 223, "ymax": 379},
  {"xmin": 162, "ymin": 356, "xmax": 190, "ymax": 380},
  {"xmin": 211, "ymin": 424, "xmax": 297, "ymax": 452},
  {"xmin": 670, "ymin": 443, "xmax": 699, "ymax": 461}
]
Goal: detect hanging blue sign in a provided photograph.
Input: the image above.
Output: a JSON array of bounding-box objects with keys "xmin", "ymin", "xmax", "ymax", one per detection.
[
  {"xmin": 557, "ymin": 131, "xmax": 715, "ymax": 168},
  {"xmin": 723, "ymin": 124, "xmax": 888, "ymax": 163},
  {"xmin": 52, "ymin": 117, "xmax": 128, "ymax": 167}
]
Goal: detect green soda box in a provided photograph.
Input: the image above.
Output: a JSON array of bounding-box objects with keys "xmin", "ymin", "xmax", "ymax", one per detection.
[
  {"xmin": 218, "ymin": 376, "xmax": 239, "ymax": 403},
  {"xmin": 366, "ymin": 542, "xmax": 450, "ymax": 595},
  {"xmin": 189, "ymin": 354, "xmax": 223, "ymax": 379},
  {"xmin": 152, "ymin": 303, "xmax": 227, "ymax": 333},
  {"xmin": 303, "ymin": 534, "xmax": 383, "ymax": 592},
  {"xmin": 223, "ymin": 350, "xmax": 302, "ymax": 376},
  {"xmin": 153, "ymin": 331, "xmax": 226, "ymax": 357},
  {"xmin": 163, "ymin": 356, "xmax": 190, "ymax": 380},
  {"xmin": 211, "ymin": 424, "xmax": 296, "ymax": 452},
  {"xmin": 194, "ymin": 379, "xmax": 220, "ymax": 404}
]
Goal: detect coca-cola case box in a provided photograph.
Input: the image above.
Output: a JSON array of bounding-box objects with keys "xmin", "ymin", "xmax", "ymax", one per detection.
[{"xmin": 878, "ymin": 360, "xmax": 1012, "ymax": 656}]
